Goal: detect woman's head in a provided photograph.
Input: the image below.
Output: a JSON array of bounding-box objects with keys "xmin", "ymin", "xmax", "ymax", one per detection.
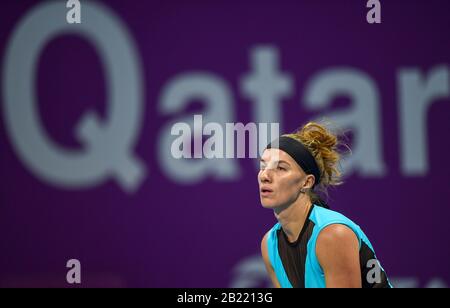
[{"xmin": 258, "ymin": 121, "xmax": 346, "ymax": 209}]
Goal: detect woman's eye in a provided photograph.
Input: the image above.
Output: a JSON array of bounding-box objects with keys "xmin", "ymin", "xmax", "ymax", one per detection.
[{"xmin": 277, "ymin": 166, "xmax": 285, "ymax": 171}]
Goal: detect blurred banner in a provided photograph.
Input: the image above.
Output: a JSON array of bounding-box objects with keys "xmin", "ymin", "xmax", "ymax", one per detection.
[{"xmin": 0, "ymin": 0, "xmax": 449, "ymax": 287}]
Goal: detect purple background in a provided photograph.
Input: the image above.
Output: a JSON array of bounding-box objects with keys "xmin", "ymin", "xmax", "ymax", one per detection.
[{"xmin": 1, "ymin": 0, "xmax": 449, "ymax": 287}]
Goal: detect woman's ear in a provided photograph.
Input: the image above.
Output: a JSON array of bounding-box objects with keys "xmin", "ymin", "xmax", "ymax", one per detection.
[
  {"xmin": 299, "ymin": 174, "xmax": 315, "ymax": 193},
  {"xmin": 304, "ymin": 174, "xmax": 316, "ymax": 190}
]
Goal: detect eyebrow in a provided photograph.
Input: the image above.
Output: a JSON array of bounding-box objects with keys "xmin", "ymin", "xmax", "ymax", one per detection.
[
  {"xmin": 277, "ymin": 160, "xmax": 291, "ymax": 166},
  {"xmin": 259, "ymin": 159, "xmax": 291, "ymax": 166}
]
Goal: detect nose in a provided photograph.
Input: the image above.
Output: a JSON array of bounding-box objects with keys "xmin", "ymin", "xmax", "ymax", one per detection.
[{"xmin": 259, "ymin": 168, "xmax": 272, "ymax": 184}]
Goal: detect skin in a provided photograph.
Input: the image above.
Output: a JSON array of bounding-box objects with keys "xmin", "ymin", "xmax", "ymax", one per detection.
[{"xmin": 259, "ymin": 148, "xmax": 362, "ymax": 288}]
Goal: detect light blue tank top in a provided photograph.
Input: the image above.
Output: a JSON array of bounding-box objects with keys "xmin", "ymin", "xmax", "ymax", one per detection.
[{"xmin": 266, "ymin": 205, "xmax": 392, "ymax": 288}]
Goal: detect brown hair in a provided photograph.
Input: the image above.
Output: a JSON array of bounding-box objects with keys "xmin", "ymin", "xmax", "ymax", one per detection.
[{"xmin": 283, "ymin": 121, "xmax": 349, "ymax": 205}]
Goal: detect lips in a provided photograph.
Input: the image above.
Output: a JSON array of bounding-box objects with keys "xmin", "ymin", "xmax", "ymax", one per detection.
[{"xmin": 260, "ymin": 187, "xmax": 273, "ymax": 196}]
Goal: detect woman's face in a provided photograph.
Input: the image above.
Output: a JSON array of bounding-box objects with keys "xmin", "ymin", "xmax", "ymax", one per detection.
[{"xmin": 258, "ymin": 148, "xmax": 307, "ymax": 209}]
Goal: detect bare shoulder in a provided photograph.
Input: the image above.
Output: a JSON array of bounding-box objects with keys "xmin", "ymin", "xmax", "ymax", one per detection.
[
  {"xmin": 317, "ymin": 224, "xmax": 358, "ymax": 247},
  {"xmin": 316, "ymin": 224, "xmax": 361, "ymax": 287},
  {"xmin": 260, "ymin": 230, "xmax": 281, "ymax": 288},
  {"xmin": 316, "ymin": 224, "xmax": 360, "ymax": 271},
  {"xmin": 261, "ymin": 231, "xmax": 270, "ymax": 260}
]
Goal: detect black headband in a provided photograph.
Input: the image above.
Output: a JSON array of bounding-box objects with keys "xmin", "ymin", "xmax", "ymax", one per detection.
[{"xmin": 266, "ymin": 136, "xmax": 321, "ymax": 187}]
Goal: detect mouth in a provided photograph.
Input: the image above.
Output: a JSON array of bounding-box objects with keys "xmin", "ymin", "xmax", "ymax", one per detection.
[{"xmin": 260, "ymin": 187, "xmax": 274, "ymax": 196}]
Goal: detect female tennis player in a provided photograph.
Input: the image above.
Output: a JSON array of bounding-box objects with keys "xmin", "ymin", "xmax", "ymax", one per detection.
[{"xmin": 259, "ymin": 122, "xmax": 392, "ymax": 288}]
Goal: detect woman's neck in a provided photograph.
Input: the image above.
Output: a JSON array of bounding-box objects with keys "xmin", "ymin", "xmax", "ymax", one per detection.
[{"xmin": 274, "ymin": 196, "xmax": 313, "ymax": 243}]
